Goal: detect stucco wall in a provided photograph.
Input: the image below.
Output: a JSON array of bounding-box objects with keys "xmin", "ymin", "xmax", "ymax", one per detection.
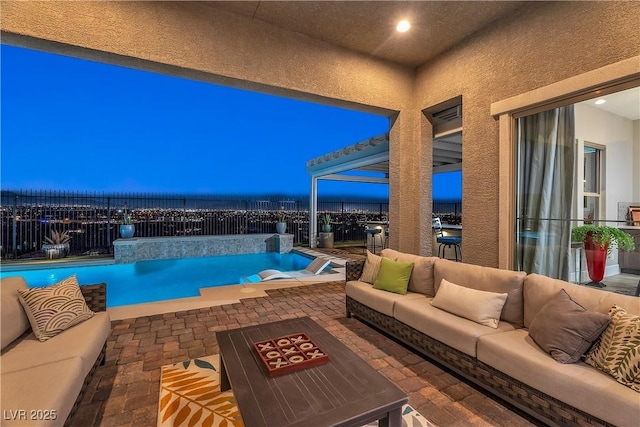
[{"xmin": 414, "ymin": 1, "xmax": 640, "ymax": 267}]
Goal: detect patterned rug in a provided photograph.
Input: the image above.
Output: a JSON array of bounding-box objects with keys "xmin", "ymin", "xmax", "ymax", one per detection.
[{"xmin": 158, "ymin": 355, "xmax": 435, "ymax": 427}]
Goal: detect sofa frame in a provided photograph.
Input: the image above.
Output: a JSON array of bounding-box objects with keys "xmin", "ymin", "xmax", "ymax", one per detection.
[
  {"xmin": 345, "ymin": 260, "xmax": 611, "ymax": 427},
  {"xmin": 66, "ymin": 283, "xmax": 108, "ymax": 427}
]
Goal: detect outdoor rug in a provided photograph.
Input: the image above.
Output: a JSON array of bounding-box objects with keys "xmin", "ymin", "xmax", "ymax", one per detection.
[{"xmin": 158, "ymin": 355, "xmax": 435, "ymax": 427}]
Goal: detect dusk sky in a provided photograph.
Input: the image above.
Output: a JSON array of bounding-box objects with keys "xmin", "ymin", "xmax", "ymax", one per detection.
[{"xmin": 1, "ymin": 44, "xmax": 461, "ymax": 200}]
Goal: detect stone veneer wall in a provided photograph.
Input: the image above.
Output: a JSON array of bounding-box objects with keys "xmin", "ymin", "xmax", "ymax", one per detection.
[{"xmin": 113, "ymin": 234, "xmax": 294, "ymax": 264}]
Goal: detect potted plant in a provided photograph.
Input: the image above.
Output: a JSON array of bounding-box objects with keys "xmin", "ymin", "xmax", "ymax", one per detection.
[
  {"xmin": 42, "ymin": 229, "xmax": 71, "ymax": 259},
  {"xmin": 276, "ymin": 213, "xmax": 287, "ymax": 234},
  {"xmin": 322, "ymin": 213, "xmax": 332, "ymax": 233},
  {"xmin": 120, "ymin": 208, "xmax": 135, "ymax": 238},
  {"xmin": 571, "ymin": 225, "xmax": 635, "ymax": 285}
]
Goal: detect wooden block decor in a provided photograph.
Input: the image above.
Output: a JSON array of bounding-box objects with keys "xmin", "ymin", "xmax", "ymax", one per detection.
[{"xmin": 253, "ymin": 333, "xmax": 328, "ymax": 377}]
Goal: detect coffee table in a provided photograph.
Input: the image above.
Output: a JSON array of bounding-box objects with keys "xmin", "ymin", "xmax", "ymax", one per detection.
[{"xmin": 216, "ymin": 317, "xmax": 408, "ymax": 427}]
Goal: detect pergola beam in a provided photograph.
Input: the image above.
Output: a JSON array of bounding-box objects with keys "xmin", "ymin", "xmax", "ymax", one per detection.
[{"xmin": 319, "ymin": 174, "xmax": 389, "ymax": 183}]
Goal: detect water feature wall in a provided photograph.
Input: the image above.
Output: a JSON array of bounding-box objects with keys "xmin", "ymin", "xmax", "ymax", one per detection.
[{"xmin": 113, "ymin": 234, "xmax": 294, "ymax": 264}]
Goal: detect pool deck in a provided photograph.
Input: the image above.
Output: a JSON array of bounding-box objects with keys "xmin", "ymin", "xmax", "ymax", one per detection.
[{"xmin": 106, "ymin": 247, "xmax": 349, "ymax": 320}]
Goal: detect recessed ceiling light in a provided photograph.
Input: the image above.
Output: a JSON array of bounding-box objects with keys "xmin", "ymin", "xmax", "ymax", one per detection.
[
  {"xmin": 396, "ymin": 20, "xmax": 410, "ymax": 33},
  {"xmin": 594, "ymin": 99, "xmax": 607, "ymax": 105}
]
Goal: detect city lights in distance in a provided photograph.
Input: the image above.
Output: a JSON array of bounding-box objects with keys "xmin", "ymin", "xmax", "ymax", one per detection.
[{"xmin": 396, "ymin": 20, "xmax": 410, "ymax": 32}]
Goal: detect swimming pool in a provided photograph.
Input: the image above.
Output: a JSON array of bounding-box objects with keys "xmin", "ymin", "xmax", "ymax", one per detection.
[{"xmin": 0, "ymin": 252, "xmax": 315, "ymax": 307}]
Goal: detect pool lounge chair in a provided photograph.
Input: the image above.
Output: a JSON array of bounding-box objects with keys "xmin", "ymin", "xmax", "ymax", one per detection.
[{"xmin": 248, "ymin": 257, "xmax": 332, "ymax": 282}]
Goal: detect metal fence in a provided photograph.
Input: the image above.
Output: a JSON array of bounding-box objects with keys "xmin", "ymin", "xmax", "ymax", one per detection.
[{"xmin": 0, "ymin": 190, "xmax": 460, "ymax": 259}]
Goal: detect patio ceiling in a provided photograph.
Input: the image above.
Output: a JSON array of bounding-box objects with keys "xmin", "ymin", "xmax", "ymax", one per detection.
[{"xmin": 204, "ymin": 1, "xmax": 532, "ymax": 68}]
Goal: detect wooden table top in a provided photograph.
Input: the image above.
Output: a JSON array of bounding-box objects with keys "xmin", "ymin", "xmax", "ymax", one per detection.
[{"xmin": 216, "ymin": 317, "xmax": 408, "ymax": 427}]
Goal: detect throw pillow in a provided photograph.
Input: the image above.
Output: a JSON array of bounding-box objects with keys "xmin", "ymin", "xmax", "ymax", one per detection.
[
  {"xmin": 372, "ymin": 258, "xmax": 414, "ymax": 295},
  {"xmin": 584, "ymin": 305, "xmax": 640, "ymax": 391},
  {"xmin": 17, "ymin": 274, "xmax": 95, "ymax": 342},
  {"xmin": 431, "ymin": 279, "xmax": 508, "ymax": 328},
  {"xmin": 359, "ymin": 250, "xmax": 383, "ymax": 284},
  {"xmin": 528, "ymin": 289, "xmax": 611, "ymax": 364}
]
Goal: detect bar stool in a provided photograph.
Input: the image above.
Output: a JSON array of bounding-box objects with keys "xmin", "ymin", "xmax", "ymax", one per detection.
[
  {"xmin": 365, "ymin": 228, "xmax": 382, "ymax": 254},
  {"xmin": 432, "ymin": 217, "xmax": 462, "ymax": 261},
  {"xmin": 383, "ymin": 229, "xmax": 389, "ymax": 249}
]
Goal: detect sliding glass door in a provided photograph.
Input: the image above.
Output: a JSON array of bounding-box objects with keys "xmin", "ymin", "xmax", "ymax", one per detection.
[{"xmin": 515, "ymin": 106, "xmax": 575, "ymax": 280}]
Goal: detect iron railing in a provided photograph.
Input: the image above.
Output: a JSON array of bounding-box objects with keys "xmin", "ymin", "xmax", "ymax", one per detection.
[{"xmin": 0, "ymin": 190, "xmax": 461, "ymax": 259}]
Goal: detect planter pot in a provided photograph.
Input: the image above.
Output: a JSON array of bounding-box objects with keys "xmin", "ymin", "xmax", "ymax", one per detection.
[
  {"xmin": 584, "ymin": 231, "xmax": 608, "ymax": 285},
  {"xmin": 120, "ymin": 224, "xmax": 135, "ymax": 239},
  {"xmin": 322, "ymin": 224, "xmax": 332, "ymax": 233},
  {"xmin": 42, "ymin": 243, "xmax": 69, "ymax": 259},
  {"xmin": 276, "ymin": 222, "xmax": 287, "ymax": 234}
]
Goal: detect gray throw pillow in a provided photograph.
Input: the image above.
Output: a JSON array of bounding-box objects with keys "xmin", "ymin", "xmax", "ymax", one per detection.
[{"xmin": 528, "ymin": 289, "xmax": 611, "ymax": 363}]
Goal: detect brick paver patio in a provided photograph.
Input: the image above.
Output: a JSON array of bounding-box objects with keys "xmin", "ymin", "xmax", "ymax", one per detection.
[{"xmin": 71, "ymin": 278, "xmax": 539, "ymax": 427}]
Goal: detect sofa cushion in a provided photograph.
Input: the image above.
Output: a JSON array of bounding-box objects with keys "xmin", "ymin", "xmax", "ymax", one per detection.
[
  {"xmin": 431, "ymin": 279, "xmax": 508, "ymax": 329},
  {"xmin": 17, "ymin": 275, "xmax": 95, "ymax": 342},
  {"xmin": 523, "ymin": 274, "xmax": 640, "ymax": 328},
  {"xmin": 0, "ymin": 357, "xmax": 84, "ymax": 427},
  {"xmin": 585, "ymin": 305, "xmax": 640, "ymax": 392},
  {"xmin": 373, "ymin": 258, "xmax": 413, "ymax": 295},
  {"xmin": 477, "ymin": 329, "xmax": 639, "ymax": 427},
  {"xmin": 394, "ymin": 296, "xmax": 515, "ymax": 357},
  {"xmin": 1, "ymin": 276, "xmax": 31, "ymax": 351},
  {"xmin": 434, "ymin": 259, "xmax": 525, "ymax": 327},
  {"xmin": 1, "ymin": 312, "xmax": 111, "ymax": 377},
  {"xmin": 381, "ymin": 249, "xmax": 438, "ymax": 296},
  {"xmin": 359, "ymin": 250, "xmax": 382, "ymax": 284},
  {"xmin": 528, "ymin": 289, "xmax": 610, "ymax": 363},
  {"xmin": 346, "ymin": 281, "xmax": 424, "ymax": 317}
]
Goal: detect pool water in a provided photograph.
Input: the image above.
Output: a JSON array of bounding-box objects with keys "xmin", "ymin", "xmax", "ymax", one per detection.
[{"xmin": 0, "ymin": 252, "xmax": 314, "ymax": 307}]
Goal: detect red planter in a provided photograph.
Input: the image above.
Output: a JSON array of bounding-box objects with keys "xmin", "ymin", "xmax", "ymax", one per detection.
[{"xmin": 584, "ymin": 231, "xmax": 608, "ymax": 283}]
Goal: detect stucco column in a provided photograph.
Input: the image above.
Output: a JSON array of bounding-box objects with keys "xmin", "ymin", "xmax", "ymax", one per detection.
[{"xmin": 388, "ymin": 109, "xmax": 432, "ymax": 256}]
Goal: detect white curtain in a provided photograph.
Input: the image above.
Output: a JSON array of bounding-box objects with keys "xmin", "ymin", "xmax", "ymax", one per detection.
[{"xmin": 516, "ymin": 106, "xmax": 575, "ymax": 279}]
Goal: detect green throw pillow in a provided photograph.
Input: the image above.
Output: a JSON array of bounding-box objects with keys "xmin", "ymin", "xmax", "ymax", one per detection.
[{"xmin": 373, "ymin": 258, "xmax": 414, "ymax": 295}]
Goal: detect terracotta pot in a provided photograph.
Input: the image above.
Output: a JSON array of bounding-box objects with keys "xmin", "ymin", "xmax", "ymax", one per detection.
[{"xmin": 584, "ymin": 231, "xmax": 608, "ymax": 282}]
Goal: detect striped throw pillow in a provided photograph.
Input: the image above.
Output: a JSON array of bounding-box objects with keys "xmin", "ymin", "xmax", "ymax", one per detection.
[
  {"xmin": 17, "ymin": 274, "xmax": 95, "ymax": 342},
  {"xmin": 584, "ymin": 305, "xmax": 640, "ymax": 392},
  {"xmin": 359, "ymin": 250, "xmax": 382, "ymax": 284}
]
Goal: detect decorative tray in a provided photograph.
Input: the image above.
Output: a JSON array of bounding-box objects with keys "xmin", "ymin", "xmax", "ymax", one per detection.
[{"xmin": 253, "ymin": 333, "xmax": 329, "ymax": 377}]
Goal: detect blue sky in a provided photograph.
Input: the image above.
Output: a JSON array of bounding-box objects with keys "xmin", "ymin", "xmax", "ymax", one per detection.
[{"xmin": 1, "ymin": 44, "xmax": 461, "ymax": 199}]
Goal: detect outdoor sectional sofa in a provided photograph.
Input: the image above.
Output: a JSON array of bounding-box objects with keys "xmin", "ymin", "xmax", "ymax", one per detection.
[
  {"xmin": 345, "ymin": 248, "xmax": 639, "ymax": 427},
  {"xmin": 0, "ymin": 276, "xmax": 111, "ymax": 427}
]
